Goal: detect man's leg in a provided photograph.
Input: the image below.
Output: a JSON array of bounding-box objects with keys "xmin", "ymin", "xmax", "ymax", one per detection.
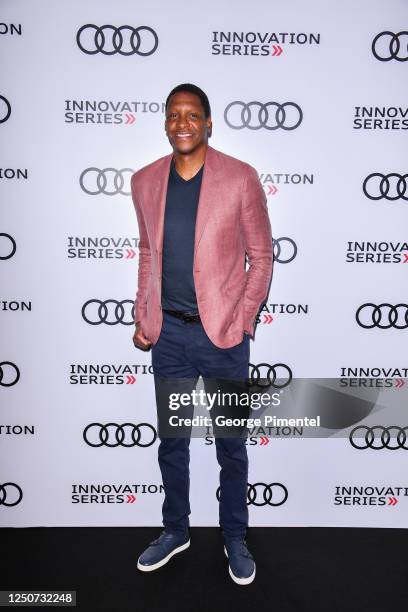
[
  {"xmin": 214, "ymin": 434, "xmax": 249, "ymax": 540},
  {"xmin": 152, "ymin": 312, "xmax": 199, "ymax": 535},
  {"xmin": 137, "ymin": 313, "xmax": 199, "ymax": 571},
  {"xmin": 184, "ymin": 325, "xmax": 255, "ymax": 583},
  {"xmin": 184, "ymin": 325, "xmax": 250, "ymax": 541}
]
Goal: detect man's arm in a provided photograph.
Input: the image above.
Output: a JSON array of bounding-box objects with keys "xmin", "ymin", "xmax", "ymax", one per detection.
[{"xmin": 241, "ymin": 165, "xmax": 273, "ymax": 336}]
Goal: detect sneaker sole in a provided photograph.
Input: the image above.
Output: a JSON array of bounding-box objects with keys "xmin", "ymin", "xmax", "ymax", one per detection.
[
  {"xmin": 137, "ymin": 539, "xmax": 190, "ymax": 572},
  {"xmin": 224, "ymin": 545, "xmax": 256, "ymax": 585}
]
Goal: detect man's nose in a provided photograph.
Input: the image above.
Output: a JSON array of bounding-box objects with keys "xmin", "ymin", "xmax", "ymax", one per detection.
[{"xmin": 176, "ymin": 115, "xmax": 189, "ymax": 128}]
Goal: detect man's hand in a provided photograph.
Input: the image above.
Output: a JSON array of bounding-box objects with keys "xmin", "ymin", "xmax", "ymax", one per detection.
[{"xmin": 133, "ymin": 321, "xmax": 152, "ymax": 351}]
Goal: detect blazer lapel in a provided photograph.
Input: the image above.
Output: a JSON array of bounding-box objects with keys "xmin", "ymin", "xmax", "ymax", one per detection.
[
  {"xmin": 194, "ymin": 146, "xmax": 221, "ymax": 254},
  {"xmin": 154, "ymin": 153, "xmax": 173, "ymax": 253}
]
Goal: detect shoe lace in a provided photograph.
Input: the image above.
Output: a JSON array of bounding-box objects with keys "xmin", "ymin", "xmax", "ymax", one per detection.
[
  {"xmin": 227, "ymin": 538, "xmax": 253, "ymax": 559},
  {"xmin": 150, "ymin": 529, "xmax": 183, "ymax": 547}
]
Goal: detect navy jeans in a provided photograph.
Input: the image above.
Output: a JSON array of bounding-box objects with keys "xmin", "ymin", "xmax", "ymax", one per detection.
[{"xmin": 151, "ymin": 311, "xmax": 250, "ymax": 541}]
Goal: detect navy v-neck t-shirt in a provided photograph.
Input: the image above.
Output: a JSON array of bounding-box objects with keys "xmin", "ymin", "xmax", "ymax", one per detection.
[{"xmin": 161, "ymin": 159, "xmax": 204, "ymax": 312}]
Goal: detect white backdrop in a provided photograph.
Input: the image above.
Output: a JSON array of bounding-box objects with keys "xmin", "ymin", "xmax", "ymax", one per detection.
[{"xmin": 1, "ymin": 0, "xmax": 408, "ymax": 527}]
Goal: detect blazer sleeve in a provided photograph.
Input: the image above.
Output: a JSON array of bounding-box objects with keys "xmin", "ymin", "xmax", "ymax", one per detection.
[
  {"xmin": 131, "ymin": 174, "xmax": 152, "ymax": 324},
  {"xmin": 241, "ymin": 165, "xmax": 273, "ymax": 335}
]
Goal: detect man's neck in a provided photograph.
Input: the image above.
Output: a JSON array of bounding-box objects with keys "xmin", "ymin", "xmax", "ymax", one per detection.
[{"xmin": 173, "ymin": 144, "xmax": 208, "ymax": 180}]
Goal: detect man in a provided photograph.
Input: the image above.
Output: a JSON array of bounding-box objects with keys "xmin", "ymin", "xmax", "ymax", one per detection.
[{"xmin": 131, "ymin": 83, "xmax": 273, "ymax": 585}]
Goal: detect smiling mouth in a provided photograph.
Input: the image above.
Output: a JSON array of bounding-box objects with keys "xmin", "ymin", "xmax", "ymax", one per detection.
[{"xmin": 175, "ymin": 133, "xmax": 193, "ymax": 138}]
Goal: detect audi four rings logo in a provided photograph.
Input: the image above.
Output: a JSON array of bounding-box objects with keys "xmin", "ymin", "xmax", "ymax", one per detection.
[
  {"xmin": 248, "ymin": 363, "xmax": 293, "ymax": 389},
  {"xmin": 80, "ymin": 168, "xmax": 133, "ymax": 196},
  {"xmin": 372, "ymin": 31, "xmax": 408, "ymax": 62},
  {"xmin": 76, "ymin": 24, "xmax": 159, "ymax": 56},
  {"xmin": 224, "ymin": 101, "xmax": 303, "ymax": 130},
  {"xmin": 273, "ymin": 237, "xmax": 297, "ymax": 263},
  {"xmin": 356, "ymin": 303, "xmax": 408, "ymax": 329},
  {"xmin": 0, "ymin": 95, "xmax": 11, "ymax": 123},
  {"xmin": 363, "ymin": 174, "xmax": 408, "ymax": 201},
  {"xmin": 350, "ymin": 426, "xmax": 408, "ymax": 450},
  {"xmin": 0, "ymin": 233, "xmax": 16, "ymax": 260},
  {"xmin": 216, "ymin": 483, "xmax": 288, "ymax": 506},
  {"xmin": 0, "ymin": 362, "xmax": 20, "ymax": 387},
  {"xmin": 83, "ymin": 423, "xmax": 157, "ymax": 447},
  {"xmin": 0, "ymin": 482, "xmax": 23, "ymax": 507},
  {"xmin": 82, "ymin": 299, "xmax": 135, "ymax": 325}
]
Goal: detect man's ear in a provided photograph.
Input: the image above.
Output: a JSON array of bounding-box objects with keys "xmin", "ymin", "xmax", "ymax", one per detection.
[{"xmin": 207, "ymin": 118, "xmax": 213, "ymax": 138}]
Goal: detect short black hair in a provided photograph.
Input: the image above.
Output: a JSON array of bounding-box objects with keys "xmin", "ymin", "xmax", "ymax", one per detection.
[{"xmin": 165, "ymin": 83, "xmax": 211, "ymax": 118}]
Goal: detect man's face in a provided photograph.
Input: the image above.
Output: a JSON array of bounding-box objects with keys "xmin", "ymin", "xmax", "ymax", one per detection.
[{"xmin": 165, "ymin": 91, "xmax": 212, "ymax": 155}]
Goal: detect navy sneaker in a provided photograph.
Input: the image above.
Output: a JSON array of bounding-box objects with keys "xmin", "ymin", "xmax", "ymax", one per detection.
[
  {"xmin": 224, "ymin": 538, "xmax": 256, "ymax": 585},
  {"xmin": 137, "ymin": 529, "xmax": 190, "ymax": 572}
]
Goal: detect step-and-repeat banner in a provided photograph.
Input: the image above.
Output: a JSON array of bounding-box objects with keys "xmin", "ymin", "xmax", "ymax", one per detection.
[{"xmin": 2, "ymin": 0, "xmax": 407, "ymax": 527}]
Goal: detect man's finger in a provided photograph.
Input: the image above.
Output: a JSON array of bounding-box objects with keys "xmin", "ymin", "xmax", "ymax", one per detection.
[{"xmin": 133, "ymin": 336, "xmax": 151, "ymax": 349}]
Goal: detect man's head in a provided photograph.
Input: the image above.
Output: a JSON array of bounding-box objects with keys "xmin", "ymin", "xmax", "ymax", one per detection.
[{"xmin": 165, "ymin": 83, "xmax": 212, "ymax": 155}]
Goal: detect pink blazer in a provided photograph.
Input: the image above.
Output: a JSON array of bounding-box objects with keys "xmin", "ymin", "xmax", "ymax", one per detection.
[{"xmin": 131, "ymin": 145, "xmax": 273, "ymax": 349}]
